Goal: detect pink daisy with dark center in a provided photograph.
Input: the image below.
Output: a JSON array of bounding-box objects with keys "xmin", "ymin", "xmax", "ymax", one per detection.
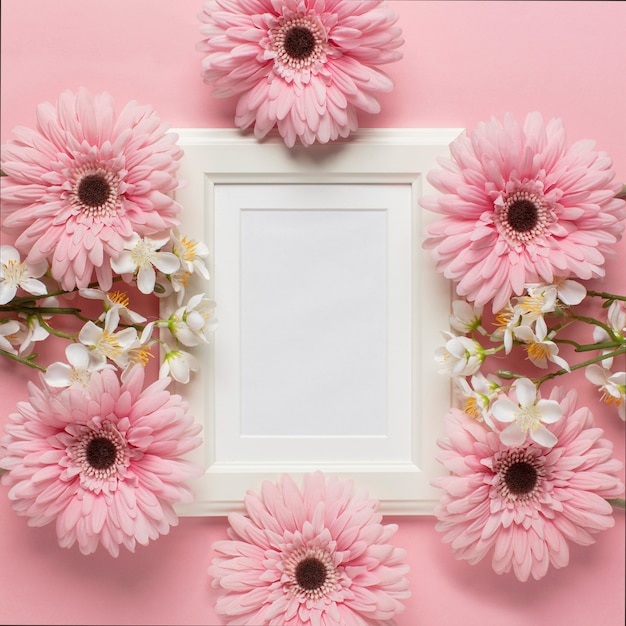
[
  {"xmin": 209, "ymin": 472, "xmax": 410, "ymax": 625},
  {"xmin": 433, "ymin": 387, "xmax": 624, "ymax": 581},
  {"xmin": 0, "ymin": 368, "xmax": 202, "ymax": 556},
  {"xmin": 197, "ymin": 0, "xmax": 403, "ymax": 147},
  {"xmin": 421, "ymin": 112, "xmax": 626, "ymax": 311},
  {"xmin": 1, "ymin": 88, "xmax": 183, "ymax": 291}
]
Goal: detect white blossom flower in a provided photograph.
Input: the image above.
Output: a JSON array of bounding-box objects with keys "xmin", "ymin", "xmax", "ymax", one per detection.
[
  {"xmin": 585, "ymin": 365, "xmax": 626, "ymax": 421},
  {"xmin": 164, "ymin": 293, "xmax": 217, "ymax": 347},
  {"xmin": 606, "ymin": 301, "xmax": 626, "ymax": 340},
  {"xmin": 449, "ymin": 300, "xmax": 484, "ymax": 334},
  {"xmin": 164, "ymin": 268, "xmax": 192, "ymax": 305},
  {"xmin": 159, "ymin": 231, "xmax": 211, "ymax": 305},
  {"xmin": 493, "ymin": 304, "xmax": 527, "ymax": 354},
  {"xmin": 518, "ymin": 285, "xmax": 558, "ymax": 337},
  {"xmin": 170, "ymin": 230, "xmax": 210, "ymax": 280},
  {"xmin": 79, "ymin": 288, "xmax": 147, "ymax": 323},
  {"xmin": 16, "ymin": 314, "xmax": 49, "ymax": 356},
  {"xmin": 491, "ymin": 378, "xmax": 563, "ymax": 447},
  {"xmin": 111, "ymin": 234, "xmax": 180, "ymax": 294},
  {"xmin": 45, "ymin": 343, "xmax": 113, "ymax": 388},
  {"xmin": 0, "ymin": 319, "xmax": 22, "ymax": 354},
  {"xmin": 514, "ymin": 324, "xmax": 570, "ymax": 371},
  {"xmin": 455, "ymin": 373, "xmax": 502, "ymax": 427},
  {"xmin": 435, "ymin": 332, "xmax": 486, "ymax": 377},
  {"xmin": 0, "ymin": 245, "xmax": 48, "ymax": 305},
  {"xmin": 159, "ymin": 345, "xmax": 200, "ymax": 384},
  {"xmin": 552, "ymin": 277, "xmax": 587, "ymax": 306},
  {"xmin": 118, "ymin": 322, "xmax": 156, "ymax": 381},
  {"xmin": 78, "ymin": 307, "xmax": 137, "ymax": 366},
  {"xmin": 591, "ymin": 300, "xmax": 626, "ymax": 368}
]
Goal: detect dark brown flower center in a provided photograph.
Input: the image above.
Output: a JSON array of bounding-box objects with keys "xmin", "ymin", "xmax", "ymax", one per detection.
[
  {"xmin": 504, "ymin": 461, "xmax": 538, "ymax": 495},
  {"xmin": 295, "ymin": 557, "xmax": 327, "ymax": 591},
  {"xmin": 284, "ymin": 26, "xmax": 316, "ymax": 59},
  {"xmin": 507, "ymin": 199, "xmax": 538, "ymax": 232},
  {"xmin": 77, "ymin": 173, "xmax": 112, "ymax": 208},
  {"xmin": 86, "ymin": 436, "xmax": 117, "ymax": 470}
]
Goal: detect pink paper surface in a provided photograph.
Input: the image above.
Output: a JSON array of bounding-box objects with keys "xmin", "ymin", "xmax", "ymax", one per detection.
[{"xmin": 1, "ymin": 1, "xmax": 624, "ymax": 624}]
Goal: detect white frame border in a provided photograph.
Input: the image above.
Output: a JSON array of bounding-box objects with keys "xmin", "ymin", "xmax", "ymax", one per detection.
[{"xmin": 170, "ymin": 128, "xmax": 463, "ymax": 516}]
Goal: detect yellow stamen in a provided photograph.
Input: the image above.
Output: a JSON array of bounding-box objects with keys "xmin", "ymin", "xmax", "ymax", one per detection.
[
  {"xmin": 2, "ymin": 259, "xmax": 27, "ymax": 285},
  {"xmin": 128, "ymin": 345, "xmax": 154, "ymax": 367},
  {"xmin": 464, "ymin": 397, "xmax": 481, "ymax": 419},
  {"xmin": 519, "ymin": 294, "xmax": 544, "ymax": 319},
  {"xmin": 516, "ymin": 406, "xmax": 543, "ymax": 433},
  {"xmin": 526, "ymin": 342, "xmax": 550, "ymax": 361},
  {"xmin": 96, "ymin": 331, "xmax": 123, "ymax": 359},
  {"xmin": 69, "ymin": 368, "xmax": 91, "ymax": 387},
  {"xmin": 180, "ymin": 236, "xmax": 198, "ymax": 262},
  {"xmin": 601, "ymin": 392, "xmax": 623, "ymax": 408},
  {"xmin": 176, "ymin": 270, "xmax": 193, "ymax": 287},
  {"xmin": 494, "ymin": 306, "xmax": 514, "ymax": 329},
  {"xmin": 108, "ymin": 291, "xmax": 130, "ymax": 308}
]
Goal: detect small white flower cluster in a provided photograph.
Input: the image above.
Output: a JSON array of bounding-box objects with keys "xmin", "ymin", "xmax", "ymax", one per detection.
[
  {"xmin": 0, "ymin": 229, "xmax": 216, "ymax": 388},
  {"xmin": 585, "ymin": 300, "xmax": 626, "ymax": 420},
  {"xmin": 0, "ymin": 246, "xmax": 52, "ymax": 358},
  {"xmin": 436, "ymin": 278, "xmax": 626, "ymax": 445}
]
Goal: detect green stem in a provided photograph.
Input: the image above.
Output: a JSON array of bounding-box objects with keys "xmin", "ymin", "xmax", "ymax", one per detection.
[
  {"xmin": 36, "ymin": 316, "xmax": 76, "ymax": 341},
  {"xmin": 534, "ymin": 347, "xmax": 626, "ymax": 386},
  {"xmin": 568, "ymin": 313, "xmax": 617, "ymax": 340},
  {"xmin": 8, "ymin": 288, "xmax": 75, "ymax": 305},
  {"xmin": 586, "ymin": 290, "xmax": 626, "ymax": 303},
  {"xmin": 553, "ymin": 338, "xmax": 624, "ymax": 353},
  {"xmin": 0, "ymin": 348, "xmax": 47, "ymax": 372},
  {"xmin": 6, "ymin": 276, "xmax": 124, "ymax": 306},
  {"xmin": 497, "ymin": 346, "xmax": 626, "ymax": 385},
  {"xmin": 0, "ymin": 305, "xmax": 84, "ymax": 316},
  {"xmin": 607, "ymin": 498, "xmax": 626, "ymax": 509}
]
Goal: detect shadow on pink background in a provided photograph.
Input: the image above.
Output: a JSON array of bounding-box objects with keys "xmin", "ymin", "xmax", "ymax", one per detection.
[{"xmin": 1, "ymin": 1, "xmax": 624, "ymax": 624}]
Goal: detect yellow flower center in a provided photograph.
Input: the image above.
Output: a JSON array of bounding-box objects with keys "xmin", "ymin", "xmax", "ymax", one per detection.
[
  {"xmin": 108, "ymin": 290, "xmax": 130, "ymax": 308},
  {"xmin": 96, "ymin": 330, "xmax": 124, "ymax": 359},
  {"xmin": 515, "ymin": 405, "xmax": 543, "ymax": 433},
  {"xmin": 526, "ymin": 342, "xmax": 550, "ymax": 361},
  {"xmin": 69, "ymin": 367, "xmax": 91, "ymax": 387},
  {"xmin": 2, "ymin": 259, "xmax": 27, "ymax": 286},
  {"xmin": 179, "ymin": 236, "xmax": 198, "ymax": 263},
  {"xmin": 128, "ymin": 345, "xmax": 153, "ymax": 367},
  {"xmin": 601, "ymin": 391, "xmax": 623, "ymax": 408},
  {"xmin": 131, "ymin": 239, "xmax": 158, "ymax": 269},
  {"xmin": 519, "ymin": 294, "xmax": 545, "ymax": 320},
  {"xmin": 464, "ymin": 397, "xmax": 481, "ymax": 419}
]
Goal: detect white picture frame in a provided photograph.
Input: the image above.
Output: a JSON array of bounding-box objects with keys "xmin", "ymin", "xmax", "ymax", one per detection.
[{"xmin": 170, "ymin": 128, "xmax": 463, "ymax": 516}]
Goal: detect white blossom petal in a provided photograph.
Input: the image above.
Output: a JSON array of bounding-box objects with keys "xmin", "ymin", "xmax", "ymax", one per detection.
[
  {"xmin": 153, "ymin": 252, "xmax": 180, "ymax": 275},
  {"xmin": 136, "ymin": 264, "xmax": 157, "ymax": 294},
  {"xmin": 535, "ymin": 399, "xmax": 563, "ymax": 424},
  {"xmin": 110, "ymin": 250, "xmax": 136, "ymax": 274},
  {"xmin": 0, "ymin": 282, "xmax": 17, "ymax": 305},
  {"xmin": 514, "ymin": 378, "xmax": 537, "ymax": 408},
  {"xmin": 44, "ymin": 362, "xmax": 73, "ymax": 387},
  {"xmin": 491, "ymin": 397, "xmax": 519, "ymax": 423},
  {"xmin": 20, "ymin": 277, "xmax": 47, "ymax": 296},
  {"xmin": 499, "ymin": 422, "xmax": 527, "ymax": 447},
  {"xmin": 530, "ymin": 425, "xmax": 558, "ymax": 448}
]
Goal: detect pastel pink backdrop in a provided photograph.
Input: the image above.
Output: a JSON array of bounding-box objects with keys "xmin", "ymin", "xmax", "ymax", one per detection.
[{"xmin": 1, "ymin": 1, "xmax": 624, "ymax": 625}]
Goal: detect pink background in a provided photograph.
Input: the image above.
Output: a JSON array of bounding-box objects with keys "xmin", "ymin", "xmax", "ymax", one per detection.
[{"xmin": 1, "ymin": 1, "xmax": 625, "ymax": 624}]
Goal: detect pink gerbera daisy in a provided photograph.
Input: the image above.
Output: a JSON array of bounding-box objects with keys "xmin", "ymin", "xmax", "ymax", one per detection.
[
  {"xmin": 209, "ymin": 472, "xmax": 410, "ymax": 625},
  {"xmin": 197, "ymin": 0, "xmax": 403, "ymax": 147},
  {"xmin": 421, "ymin": 112, "xmax": 626, "ymax": 311},
  {"xmin": 0, "ymin": 368, "xmax": 202, "ymax": 556},
  {"xmin": 1, "ymin": 88, "xmax": 183, "ymax": 291},
  {"xmin": 433, "ymin": 387, "xmax": 624, "ymax": 581}
]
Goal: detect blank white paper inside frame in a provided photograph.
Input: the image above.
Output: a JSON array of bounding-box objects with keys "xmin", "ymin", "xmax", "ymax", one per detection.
[{"xmin": 214, "ymin": 183, "xmax": 413, "ymax": 460}]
